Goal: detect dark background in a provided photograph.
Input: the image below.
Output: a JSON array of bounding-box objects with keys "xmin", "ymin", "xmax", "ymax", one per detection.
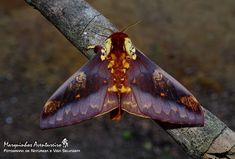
[{"xmin": 0, "ymin": 0, "xmax": 235, "ymax": 158}]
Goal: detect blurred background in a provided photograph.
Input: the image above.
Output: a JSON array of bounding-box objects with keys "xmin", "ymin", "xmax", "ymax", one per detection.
[{"xmin": 0, "ymin": 0, "xmax": 235, "ymax": 158}]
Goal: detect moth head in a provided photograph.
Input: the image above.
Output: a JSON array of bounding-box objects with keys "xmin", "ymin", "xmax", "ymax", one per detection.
[
  {"xmin": 101, "ymin": 38, "xmax": 112, "ymax": 61},
  {"xmin": 124, "ymin": 37, "xmax": 136, "ymax": 60}
]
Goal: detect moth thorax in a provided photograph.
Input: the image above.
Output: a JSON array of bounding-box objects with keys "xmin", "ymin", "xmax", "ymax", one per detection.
[{"xmin": 107, "ymin": 53, "xmax": 131, "ymax": 94}]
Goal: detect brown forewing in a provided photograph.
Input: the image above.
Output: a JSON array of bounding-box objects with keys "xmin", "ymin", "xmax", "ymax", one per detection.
[
  {"xmin": 123, "ymin": 50, "xmax": 204, "ymax": 126},
  {"xmin": 40, "ymin": 53, "xmax": 118, "ymax": 129}
]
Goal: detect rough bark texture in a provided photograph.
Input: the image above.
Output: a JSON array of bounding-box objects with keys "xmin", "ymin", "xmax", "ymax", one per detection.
[
  {"xmin": 26, "ymin": 0, "xmax": 117, "ymax": 58},
  {"xmin": 25, "ymin": 0, "xmax": 235, "ymax": 158}
]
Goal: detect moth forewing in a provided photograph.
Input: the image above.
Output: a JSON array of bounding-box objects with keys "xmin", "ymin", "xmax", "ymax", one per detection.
[
  {"xmin": 125, "ymin": 50, "xmax": 204, "ymax": 126},
  {"xmin": 41, "ymin": 31, "xmax": 204, "ymax": 129},
  {"xmin": 40, "ymin": 52, "xmax": 118, "ymax": 129}
]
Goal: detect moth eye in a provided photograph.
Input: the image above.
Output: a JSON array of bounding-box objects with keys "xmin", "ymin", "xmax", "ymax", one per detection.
[
  {"xmin": 100, "ymin": 38, "xmax": 112, "ymax": 61},
  {"xmin": 124, "ymin": 37, "xmax": 136, "ymax": 60}
]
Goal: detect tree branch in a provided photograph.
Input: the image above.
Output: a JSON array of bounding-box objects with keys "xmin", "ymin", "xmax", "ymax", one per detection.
[{"xmin": 25, "ymin": 0, "xmax": 235, "ymax": 158}]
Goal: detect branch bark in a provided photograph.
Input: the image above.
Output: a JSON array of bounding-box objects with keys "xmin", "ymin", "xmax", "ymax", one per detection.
[{"xmin": 25, "ymin": 0, "xmax": 235, "ymax": 158}]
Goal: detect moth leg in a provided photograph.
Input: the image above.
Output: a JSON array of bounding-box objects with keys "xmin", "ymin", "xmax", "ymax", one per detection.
[{"xmin": 87, "ymin": 45, "xmax": 103, "ymax": 54}]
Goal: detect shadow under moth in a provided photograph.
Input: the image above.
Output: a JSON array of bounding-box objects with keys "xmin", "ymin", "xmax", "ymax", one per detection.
[{"xmin": 40, "ymin": 28, "xmax": 204, "ymax": 129}]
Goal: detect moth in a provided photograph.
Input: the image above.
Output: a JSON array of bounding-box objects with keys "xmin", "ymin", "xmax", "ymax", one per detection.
[{"xmin": 40, "ymin": 28, "xmax": 204, "ymax": 129}]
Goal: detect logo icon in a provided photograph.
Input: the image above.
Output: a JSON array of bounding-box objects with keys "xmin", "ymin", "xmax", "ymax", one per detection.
[{"xmin": 61, "ymin": 138, "xmax": 68, "ymax": 148}]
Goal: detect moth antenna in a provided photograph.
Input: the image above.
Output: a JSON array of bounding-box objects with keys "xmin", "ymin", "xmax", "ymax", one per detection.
[
  {"xmin": 95, "ymin": 24, "xmax": 115, "ymax": 33},
  {"xmin": 91, "ymin": 30, "xmax": 109, "ymax": 38},
  {"xmin": 121, "ymin": 20, "xmax": 142, "ymax": 33}
]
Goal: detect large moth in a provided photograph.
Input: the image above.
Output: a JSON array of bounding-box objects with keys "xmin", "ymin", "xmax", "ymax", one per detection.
[{"xmin": 40, "ymin": 30, "xmax": 204, "ymax": 129}]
